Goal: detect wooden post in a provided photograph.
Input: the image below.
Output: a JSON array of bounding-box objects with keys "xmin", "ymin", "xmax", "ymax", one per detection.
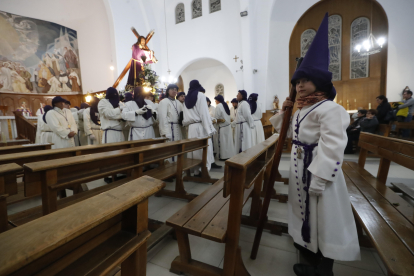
[
  {"xmin": 377, "ymin": 158, "xmax": 391, "ymax": 184},
  {"xmin": 201, "ymin": 139, "xmax": 209, "ymax": 178},
  {"xmin": 175, "ymin": 145, "xmax": 185, "ymax": 194},
  {"xmin": 41, "ymin": 169, "xmax": 58, "ymax": 215},
  {"xmin": 222, "ymin": 167, "xmax": 246, "ymax": 276},
  {"xmin": 358, "ymin": 148, "xmax": 368, "ymax": 168}
]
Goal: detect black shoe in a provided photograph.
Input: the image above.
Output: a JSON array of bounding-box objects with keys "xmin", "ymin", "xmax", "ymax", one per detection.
[
  {"xmin": 219, "ymin": 158, "xmax": 228, "ymax": 161},
  {"xmin": 293, "ymin": 264, "xmax": 317, "ymax": 276},
  {"xmin": 104, "ymin": 177, "xmax": 112, "ymax": 184},
  {"xmin": 211, "ymin": 162, "xmax": 222, "ymax": 169}
]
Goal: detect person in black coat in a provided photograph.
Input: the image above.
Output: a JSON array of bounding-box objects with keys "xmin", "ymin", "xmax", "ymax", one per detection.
[
  {"xmin": 360, "ymin": 109, "xmax": 379, "ymax": 133},
  {"xmin": 345, "ymin": 109, "xmax": 367, "ymax": 154},
  {"xmin": 376, "ymin": 95, "xmax": 392, "ymax": 124}
]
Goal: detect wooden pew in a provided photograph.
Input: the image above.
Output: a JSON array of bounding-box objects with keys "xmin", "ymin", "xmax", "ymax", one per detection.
[
  {"xmin": 390, "ymin": 120, "xmax": 414, "ymax": 138},
  {"xmin": 391, "ymin": 182, "xmax": 414, "ymax": 201},
  {"xmin": 0, "ymin": 143, "xmax": 52, "ymax": 155},
  {"xmin": 166, "ymin": 135, "xmax": 280, "ymax": 276},
  {"xmin": 343, "ymin": 133, "xmax": 414, "ymax": 276},
  {"xmin": 1, "ymin": 138, "xmax": 167, "ymax": 204},
  {"xmin": 7, "ymin": 138, "xmax": 214, "ymax": 229},
  {"xmin": 0, "ymin": 163, "xmax": 22, "ymax": 233},
  {"xmin": 0, "ymin": 176, "xmax": 164, "ymax": 276},
  {"xmin": 377, "ymin": 123, "xmax": 391, "ymax": 136},
  {"xmin": 0, "ymin": 139, "xmax": 30, "ymax": 147}
]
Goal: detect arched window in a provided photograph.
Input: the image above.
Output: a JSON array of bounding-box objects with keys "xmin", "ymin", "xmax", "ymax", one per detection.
[
  {"xmin": 210, "ymin": 0, "xmax": 221, "ymax": 13},
  {"xmin": 175, "ymin": 3, "xmax": 185, "ymax": 24},
  {"xmin": 301, "ymin": 29, "xmax": 316, "ymax": 57},
  {"xmin": 328, "ymin": 15, "xmax": 342, "ymax": 81},
  {"xmin": 350, "ymin": 17, "xmax": 370, "ymax": 79},
  {"xmin": 192, "ymin": 0, "xmax": 202, "ymax": 19}
]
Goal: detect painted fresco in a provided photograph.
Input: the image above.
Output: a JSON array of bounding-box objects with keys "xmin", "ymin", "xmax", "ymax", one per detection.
[{"xmin": 0, "ymin": 11, "xmax": 82, "ymax": 94}]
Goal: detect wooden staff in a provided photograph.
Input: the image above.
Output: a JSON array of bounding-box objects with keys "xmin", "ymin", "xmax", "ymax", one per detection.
[{"xmin": 250, "ymin": 57, "xmax": 303, "ymax": 260}]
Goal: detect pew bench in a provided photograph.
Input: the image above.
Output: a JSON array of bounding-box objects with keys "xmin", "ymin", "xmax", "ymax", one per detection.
[
  {"xmin": 6, "ymin": 138, "xmax": 214, "ymax": 229},
  {"xmin": 0, "ymin": 139, "xmax": 30, "ymax": 147},
  {"xmin": 390, "ymin": 120, "xmax": 414, "ymax": 139},
  {"xmin": 0, "ymin": 138, "xmax": 167, "ymax": 204},
  {"xmin": 166, "ymin": 135, "xmax": 280, "ymax": 276},
  {"xmin": 391, "ymin": 182, "xmax": 414, "ymax": 201},
  {"xmin": 342, "ymin": 133, "xmax": 414, "ymax": 276},
  {"xmin": 0, "ymin": 163, "xmax": 22, "ymax": 233},
  {"xmin": 0, "ymin": 176, "xmax": 164, "ymax": 276}
]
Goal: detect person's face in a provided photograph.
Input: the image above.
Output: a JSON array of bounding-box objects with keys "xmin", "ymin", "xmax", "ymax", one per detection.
[
  {"xmin": 403, "ymin": 92, "xmax": 412, "ymax": 99},
  {"xmin": 296, "ymin": 78, "xmax": 317, "ymax": 98},
  {"xmin": 376, "ymin": 98, "xmax": 382, "ymax": 105},
  {"xmin": 232, "ymin": 102, "xmax": 238, "ymax": 108},
  {"xmin": 64, "ymin": 103, "xmax": 70, "ymax": 109},
  {"xmin": 178, "ymin": 95, "xmax": 185, "ymax": 103},
  {"xmin": 55, "ymin": 102, "xmax": 65, "ymax": 109},
  {"xmin": 215, "ymin": 100, "xmax": 219, "ymax": 105},
  {"xmin": 237, "ymin": 92, "xmax": 243, "ymax": 101},
  {"xmin": 140, "ymin": 38, "xmax": 146, "ymax": 46},
  {"xmin": 366, "ymin": 112, "xmax": 374, "ymax": 119},
  {"xmin": 357, "ymin": 112, "xmax": 365, "ymax": 118},
  {"xmin": 169, "ymin": 88, "xmax": 178, "ymax": 98}
]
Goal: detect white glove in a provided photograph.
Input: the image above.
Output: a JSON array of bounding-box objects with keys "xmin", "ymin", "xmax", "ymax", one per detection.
[
  {"xmin": 146, "ymin": 105, "xmax": 153, "ymax": 110},
  {"xmin": 89, "ymin": 134, "xmax": 96, "ymax": 141},
  {"xmin": 118, "ymin": 105, "xmax": 124, "ymax": 111},
  {"xmin": 135, "ymin": 107, "xmax": 147, "ymax": 115},
  {"xmin": 309, "ymin": 175, "xmax": 328, "ymax": 196}
]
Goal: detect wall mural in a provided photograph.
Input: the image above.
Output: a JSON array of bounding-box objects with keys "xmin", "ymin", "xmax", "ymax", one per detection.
[
  {"xmin": 300, "ymin": 29, "xmax": 316, "ymax": 57},
  {"xmin": 176, "ymin": 3, "xmax": 185, "ymax": 24},
  {"xmin": 192, "ymin": 0, "xmax": 202, "ymax": 19},
  {"xmin": 328, "ymin": 15, "xmax": 342, "ymax": 81},
  {"xmin": 0, "ymin": 11, "xmax": 82, "ymax": 95},
  {"xmin": 350, "ymin": 17, "xmax": 370, "ymax": 79},
  {"xmin": 210, "ymin": 0, "xmax": 221, "ymax": 13}
]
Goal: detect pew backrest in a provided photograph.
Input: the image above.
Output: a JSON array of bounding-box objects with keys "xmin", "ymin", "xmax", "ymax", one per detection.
[
  {"xmin": 0, "ymin": 176, "xmax": 165, "ymax": 276},
  {"xmin": 0, "ymin": 143, "xmax": 52, "ymax": 155},
  {"xmin": 0, "ymin": 163, "xmax": 22, "ymax": 232},
  {"xmin": 0, "ymin": 138, "xmax": 167, "ymax": 167}
]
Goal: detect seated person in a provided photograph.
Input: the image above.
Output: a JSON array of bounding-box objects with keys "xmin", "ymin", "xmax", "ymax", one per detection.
[
  {"xmin": 376, "ymin": 95, "xmax": 392, "ymax": 124},
  {"xmin": 345, "ymin": 109, "xmax": 366, "ymax": 154},
  {"xmin": 360, "ymin": 109, "xmax": 379, "ymax": 134}
]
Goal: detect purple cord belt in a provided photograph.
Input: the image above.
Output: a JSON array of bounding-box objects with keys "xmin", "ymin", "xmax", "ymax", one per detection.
[
  {"xmin": 237, "ymin": 121, "xmax": 247, "ymax": 153},
  {"xmin": 104, "ymin": 129, "xmax": 122, "ymax": 143},
  {"xmin": 130, "ymin": 125, "xmax": 153, "ymax": 141},
  {"xmin": 292, "ymin": 139, "xmax": 318, "ymax": 243}
]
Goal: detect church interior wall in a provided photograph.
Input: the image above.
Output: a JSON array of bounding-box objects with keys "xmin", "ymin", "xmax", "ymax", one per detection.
[
  {"xmin": 179, "ymin": 58, "xmax": 238, "ymax": 105},
  {"xmin": 0, "ymin": 0, "xmax": 115, "ymax": 94}
]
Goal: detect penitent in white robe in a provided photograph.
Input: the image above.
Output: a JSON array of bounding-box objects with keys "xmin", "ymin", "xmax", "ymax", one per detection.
[
  {"xmin": 40, "ymin": 118, "xmax": 53, "ymax": 144},
  {"xmin": 98, "ymin": 99, "xmax": 125, "ymax": 144},
  {"xmin": 251, "ymin": 105, "xmax": 265, "ymax": 146},
  {"xmin": 233, "ymin": 100, "xmax": 255, "ymax": 153},
  {"xmin": 45, "ymin": 107, "xmax": 78, "ymax": 149},
  {"xmin": 36, "ymin": 108, "xmax": 44, "ymax": 116},
  {"xmin": 269, "ymin": 100, "xmax": 360, "ymax": 261},
  {"xmin": 70, "ymin": 108, "xmax": 80, "ymax": 146},
  {"xmin": 77, "ymin": 109, "xmax": 88, "ymax": 146},
  {"xmin": 122, "ymin": 100, "xmax": 155, "ymax": 141},
  {"xmin": 215, "ymin": 103, "xmax": 236, "ymax": 159},
  {"xmin": 230, "ymin": 106, "xmax": 237, "ymax": 143},
  {"xmin": 35, "ymin": 115, "xmax": 43, "ymax": 144},
  {"xmin": 183, "ymin": 92, "xmax": 216, "ymax": 171},
  {"xmin": 208, "ymin": 105, "xmax": 218, "ymax": 154},
  {"xmin": 83, "ymin": 108, "xmax": 103, "ymax": 145}
]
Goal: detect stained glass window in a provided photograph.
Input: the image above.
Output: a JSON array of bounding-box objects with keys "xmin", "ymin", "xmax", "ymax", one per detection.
[
  {"xmin": 350, "ymin": 17, "xmax": 370, "ymax": 79},
  {"xmin": 192, "ymin": 0, "xmax": 202, "ymax": 19},
  {"xmin": 328, "ymin": 15, "xmax": 342, "ymax": 81},
  {"xmin": 175, "ymin": 3, "xmax": 185, "ymax": 24},
  {"xmin": 301, "ymin": 29, "xmax": 316, "ymax": 57}
]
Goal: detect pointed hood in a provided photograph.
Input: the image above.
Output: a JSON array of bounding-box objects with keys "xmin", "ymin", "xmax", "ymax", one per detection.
[{"xmin": 291, "ymin": 13, "xmax": 336, "ymax": 100}]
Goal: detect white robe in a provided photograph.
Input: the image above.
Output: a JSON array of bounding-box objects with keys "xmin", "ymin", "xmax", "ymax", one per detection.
[
  {"xmin": 70, "ymin": 108, "xmax": 80, "ymax": 146},
  {"xmin": 146, "ymin": 100, "xmax": 160, "ymax": 138},
  {"xmin": 269, "ymin": 100, "xmax": 360, "ymax": 261},
  {"xmin": 122, "ymin": 100, "xmax": 155, "ymax": 141},
  {"xmin": 77, "ymin": 109, "xmax": 88, "ymax": 146},
  {"xmin": 230, "ymin": 106, "xmax": 237, "ymax": 143},
  {"xmin": 83, "ymin": 108, "xmax": 103, "ymax": 145},
  {"xmin": 45, "ymin": 107, "xmax": 78, "ymax": 149},
  {"xmin": 215, "ymin": 103, "xmax": 236, "ymax": 159},
  {"xmin": 209, "ymin": 105, "xmax": 219, "ymax": 154},
  {"xmin": 183, "ymin": 93, "xmax": 216, "ymax": 171},
  {"xmin": 40, "ymin": 118, "xmax": 53, "ymax": 144},
  {"xmin": 251, "ymin": 105, "xmax": 265, "ymax": 146},
  {"xmin": 35, "ymin": 115, "xmax": 43, "ymax": 144},
  {"xmin": 158, "ymin": 98, "xmax": 183, "ymax": 141},
  {"xmin": 232, "ymin": 100, "xmax": 255, "ymax": 153},
  {"xmin": 36, "ymin": 108, "xmax": 44, "ymax": 116},
  {"xmin": 179, "ymin": 101, "xmax": 188, "ymax": 139},
  {"xmin": 98, "ymin": 99, "xmax": 125, "ymax": 144}
]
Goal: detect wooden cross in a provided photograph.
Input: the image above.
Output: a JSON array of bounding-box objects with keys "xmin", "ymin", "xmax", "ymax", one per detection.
[{"xmin": 233, "ymin": 55, "xmax": 239, "ymax": 62}]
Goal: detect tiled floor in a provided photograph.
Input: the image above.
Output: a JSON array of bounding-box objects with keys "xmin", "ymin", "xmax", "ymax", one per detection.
[{"xmin": 7, "ymin": 152, "xmax": 413, "ymax": 275}]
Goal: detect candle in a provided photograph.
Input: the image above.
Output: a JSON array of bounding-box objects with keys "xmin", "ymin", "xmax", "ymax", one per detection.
[{"xmin": 369, "ymin": 103, "xmax": 371, "ymax": 109}]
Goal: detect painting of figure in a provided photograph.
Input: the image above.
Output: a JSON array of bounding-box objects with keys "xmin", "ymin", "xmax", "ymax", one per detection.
[{"xmin": 0, "ymin": 10, "xmax": 83, "ymax": 94}]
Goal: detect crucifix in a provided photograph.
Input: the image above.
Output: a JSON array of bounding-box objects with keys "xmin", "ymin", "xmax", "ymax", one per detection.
[{"xmin": 233, "ymin": 55, "xmax": 239, "ymax": 62}]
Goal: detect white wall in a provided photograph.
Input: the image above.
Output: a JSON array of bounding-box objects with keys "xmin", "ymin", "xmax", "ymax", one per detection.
[
  {"xmin": 180, "ymin": 58, "xmax": 238, "ymax": 105},
  {"xmin": 0, "ymin": 0, "xmax": 115, "ymax": 94}
]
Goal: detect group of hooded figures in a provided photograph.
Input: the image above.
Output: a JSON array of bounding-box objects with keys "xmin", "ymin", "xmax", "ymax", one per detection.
[{"xmin": 35, "ymin": 81, "xmax": 265, "ymax": 174}]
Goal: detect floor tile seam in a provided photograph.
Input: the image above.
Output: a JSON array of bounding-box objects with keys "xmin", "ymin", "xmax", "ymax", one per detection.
[{"xmin": 333, "ymin": 262, "xmax": 385, "ymax": 275}]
